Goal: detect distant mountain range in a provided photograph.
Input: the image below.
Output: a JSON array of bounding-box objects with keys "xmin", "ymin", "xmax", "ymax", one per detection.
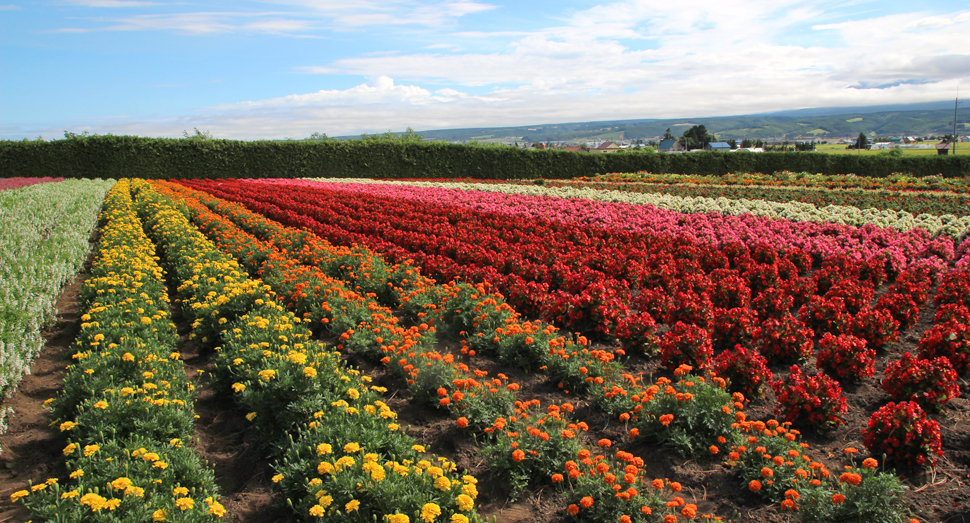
[{"xmin": 391, "ymin": 100, "xmax": 968, "ymax": 143}]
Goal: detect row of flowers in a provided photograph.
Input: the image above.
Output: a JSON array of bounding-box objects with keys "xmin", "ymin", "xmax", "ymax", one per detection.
[
  {"xmin": 156, "ymin": 180, "xmax": 736, "ymax": 522},
  {"xmin": 11, "ymin": 179, "xmax": 226, "ymax": 522},
  {"xmin": 296, "ymin": 177, "xmax": 970, "ymax": 242},
  {"xmin": 131, "ymin": 180, "xmax": 486, "ymax": 523},
  {"xmin": 165, "ymin": 180, "xmax": 927, "ymax": 522},
  {"xmin": 0, "ymin": 176, "xmax": 65, "ymax": 192},
  {"xmin": 532, "ymin": 179, "xmax": 970, "ymax": 219},
  {"xmin": 0, "ymin": 178, "xmax": 113, "ymax": 441}
]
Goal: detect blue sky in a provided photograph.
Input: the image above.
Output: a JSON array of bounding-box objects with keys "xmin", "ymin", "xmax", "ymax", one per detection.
[{"xmin": 2, "ymin": 0, "xmax": 968, "ymax": 140}]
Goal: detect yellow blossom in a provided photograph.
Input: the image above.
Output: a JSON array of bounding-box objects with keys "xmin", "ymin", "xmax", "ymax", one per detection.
[
  {"xmin": 153, "ymin": 509, "xmax": 167, "ymax": 521},
  {"xmin": 343, "ymin": 442, "xmax": 361, "ymax": 453},
  {"xmin": 63, "ymin": 443, "xmax": 77, "ymax": 455},
  {"xmin": 272, "ymin": 474, "xmax": 284, "ymax": 483},
  {"xmin": 232, "ymin": 383, "xmax": 246, "ymax": 393},
  {"xmin": 175, "ymin": 497, "xmax": 194, "ymax": 511},
  {"xmin": 316, "ymin": 443, "xmax": 332, "ymax": 455},
  {"xmin": 309, "ymin": 505, "xmax": 325, "ymax": 517},
  {"xmin": 420, "ymin": 503, "xmax": 441, "ymax": 522},
  {"xmin": 83, "ymin": 444, "xmax": 100, "ymax": 457},
  {"xmin": 10, "ymin": 490, "xmax": 29, "ymax": 503}
]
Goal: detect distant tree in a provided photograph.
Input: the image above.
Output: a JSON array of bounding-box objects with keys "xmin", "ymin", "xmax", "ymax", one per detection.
[
  {"xmin": 679, "ymin": 125, "xmax": 715, "ymax": 150},
  {"xmin": 359, "ymin": 126, "xmax": 424, "ymax": 143},
  {"xmin": 740, "ymin": 138, "xmax": 753, "ymax": 148},
  {"xmin": 795, "ymin": 141, "xmax": 816, "ymax": 151},
  {"xmin": 307, "ymin": 132, "xmax": 329, "ymax": 141},
  {"xmin": 663, "ymin": 128, "xmax": 675, "ymax": 140},
  {"xmin": 849, "ymin": 132, "xmax": 870, "ymax": 150},
  {"xmin": 754, "ymin": 139, "xmax": 764, "ymax": 148},
  {"xmin": 727, "ymin": 139, "xmax": 738, "ymax": 149}
]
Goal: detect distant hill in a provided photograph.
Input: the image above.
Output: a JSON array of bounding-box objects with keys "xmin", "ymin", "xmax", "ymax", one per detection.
[{"xmin": 355, "ymin": 101, "xmax": 967, "ymax": 143}]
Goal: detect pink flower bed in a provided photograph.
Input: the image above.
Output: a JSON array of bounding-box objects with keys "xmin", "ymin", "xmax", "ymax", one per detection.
[{"xmin": 0, "ymin": 177, "xmax": 64, "ymax": 191}]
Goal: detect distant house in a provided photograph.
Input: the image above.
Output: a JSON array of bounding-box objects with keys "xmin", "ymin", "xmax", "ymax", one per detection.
[
  {"xmin": 591, "ymin": 141, "xmax": 621, "ymax": 153},
  {"xmin": 872, "ymin": 142, "xmax": 893, "ymax": 150},
  {"xmin": 658, "ymin": 139, "xmax": 685, "ymax": 153},
  {"xmin": 706, "ymin": 142, "xmax": 732, "ymax": 152},
  {"xmin": 732, "ymin": 147, "xmax": 764, "ymax": 153},
  {"xmin": 936, "ymin": 143, "xmax": 952, "ymax": 155},
  {"xmin": 564, "ymin": 146, "xmax": 583, "ymax": 152}
]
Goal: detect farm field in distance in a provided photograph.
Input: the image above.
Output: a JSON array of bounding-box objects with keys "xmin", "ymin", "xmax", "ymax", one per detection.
[{"xmin": 0, "ymin": 173, "xmax": 968, "ymax": 523}]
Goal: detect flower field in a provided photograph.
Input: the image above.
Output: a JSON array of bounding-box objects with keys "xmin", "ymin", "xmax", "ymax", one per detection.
[{"xmin": 0, "ymin": 174, "xmax": 968, "ymax": 523}]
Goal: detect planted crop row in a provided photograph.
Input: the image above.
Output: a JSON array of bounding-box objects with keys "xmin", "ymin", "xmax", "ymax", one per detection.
[
  {"xmin": 313, "ymin": 178, "xmax": 970, "ymax": 240},
  {"xmin": 163, "ymin": 180, "xmax": 922, "ymax": 522},
  {"xmin": 130, "ymin": 180, "xmax": 487, "ymax": 523},
  {"xmin": 0, "ymin": 178, "xmax": 113, "ymax": 441},
  {"xmin": 531, "ymin": 180, "xmax": 970, "ymax": 219},
  {"xmin": 0, "ymin": 177, "xmax": 64, "ymax": 192},
  {"xmin": 11, "ymin": 179, "xmax": 225, "ymax": 522}
]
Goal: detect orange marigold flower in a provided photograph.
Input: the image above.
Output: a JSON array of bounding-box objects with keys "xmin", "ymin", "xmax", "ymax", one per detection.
[
  {"xmin": 598, "ymin": 439, "xmax": 612, "ymax": 448},
  {"xmin": 567, "ymin": 504, "xmax": 579, "ymax": 515},
  {"xmin": 512, "ymin": 450, "xmax": 525, "ymax": 462},
  {"xmin": 785, "ymin": 489, "xmax": 800, "ymax": 500},
  {"xmin": 709, "ymin": 445, "xmax": 719, "ymax": 455},
  {"xmin": 664, "ymin": 514, "xmax": 678, "ymax": 523},
  {"xmin": 641, "ymin": 506, "xmax": 653, "ymax": 515},
  {"xmin": 681, "ymin": 506, "xmax": 697, "ymax": 518},
  {"xmin": 780, "ymin": 499, "xmax": 796, "ymax": 511},
  {"xmin": 761, "ymin": 467, "xmax": 774, "ymax": 479},
  {"xmin": 457, "ymin": 417, "xmax": 468, "ymax": 429},
  {"xmin": 668, "ymin": 481, "xmax": 682, "ymax": 492},
  {"xmin": 652, "ymin": 479, "xmax": 665, "ymax": 490},
  {"xmin": 578, "ymin": 449, "xmax": 591, "ymax": 460},
  {"xmin": 620, "ymin": 516, "xmax": 632, "ymax": 523},
  {"xmin": 839, "ymin": 472, "xmax": 861, "ymax": 486},
  {"xmin": 551, "ymin": 474, "xmax": 563, "ymax": 483},
  {"xmin": 629, "ymin": 428, "xmax": 639, "ymax": 439},
  {"xmin": 862, "ymin": 458, "xmax": 878, "ymax": 469},
  {"xmin": 580, "ymin": 496, "xmax": 594, "ymax": 508},
  {"xmin": 748, "ymin": 480, "xmax": 762, "ymax": 492},
  {"xmin": 832, "ymin": 493, "xmax": 846, "ymax": 504}
]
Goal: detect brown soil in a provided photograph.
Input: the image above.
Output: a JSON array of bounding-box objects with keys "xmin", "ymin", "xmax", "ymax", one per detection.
[{"xmin": 0, "ymin": 259, "xmax": 967, "ymax": 523}]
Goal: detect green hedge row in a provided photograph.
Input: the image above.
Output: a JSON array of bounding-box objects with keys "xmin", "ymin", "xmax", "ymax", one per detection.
[{"xmin": 2, "ymin": 136, "xmax": 968, "ymax": 179}]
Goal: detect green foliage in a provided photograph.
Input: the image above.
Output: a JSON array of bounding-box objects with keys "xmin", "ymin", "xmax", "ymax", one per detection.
[{"xmin": 1, "ymin": 135, "xmax": 968, "ymax": 179}]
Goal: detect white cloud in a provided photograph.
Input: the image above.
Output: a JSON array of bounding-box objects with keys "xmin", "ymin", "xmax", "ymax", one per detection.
[{"xmin": 0, "ymin": 4, "xmax": 22, "ymax": 10}]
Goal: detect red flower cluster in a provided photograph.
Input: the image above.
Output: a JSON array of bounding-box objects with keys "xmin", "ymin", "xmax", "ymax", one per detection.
[
  {"xmin": 815, "ymin": 333, "xmax": 875, "ymax": 383},
  {"xmin": 771, "ymin": 366, "xmax": 847, "ymax": 430},
  {"xmin": 882, "ymin": 352, "xmax": 960, "ymax": 411},
  {"xmin": 712, "ymin": 345, "xmax": 772, "ymax": 398},
  {"xmin": 863, "ymin": 401, "xmax": 943, "ymax": 469}
]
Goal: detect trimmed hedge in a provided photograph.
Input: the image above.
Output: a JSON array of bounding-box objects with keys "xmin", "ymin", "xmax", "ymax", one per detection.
[{"xmin": 2, "ymin": 136, "xmax": 968, "ymax": 179}]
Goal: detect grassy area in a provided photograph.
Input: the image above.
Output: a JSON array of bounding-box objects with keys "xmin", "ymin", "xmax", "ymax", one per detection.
[{"xmin": 815, "ymin": 142, "xmax": 969, "ymax": 156}]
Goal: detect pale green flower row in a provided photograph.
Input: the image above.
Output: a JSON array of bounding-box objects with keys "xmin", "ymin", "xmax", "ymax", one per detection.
[
  {"xmin": 0, "ymin": 179, "xmax": 114, "ymax": 438},
  {"xmin": 313, "ymin": 178, "xmax": 970, "ymax": 239}
]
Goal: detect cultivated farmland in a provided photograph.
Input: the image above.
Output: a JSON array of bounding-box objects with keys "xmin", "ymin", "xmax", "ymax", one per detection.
[{"xmin": 0, "ymin": 174, "xmax": 967, "ymax": 523}]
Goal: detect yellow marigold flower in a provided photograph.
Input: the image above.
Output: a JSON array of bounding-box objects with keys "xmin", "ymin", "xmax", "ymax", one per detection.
[
  {"xmin": 30, "ymin": 483, "xmax": 47, "ymax": 492},
  {"xmin": 462, "ymin": 475, "xmax": 477, "ymax": 485},
  {"xmin": 455, "ymin": 494, "xmax": 474, "ymax": 512},
  {"xmin": 103, "ymin": 498, "xmax": 122, "ymax": 511},
  {"xmin": 246, "ymin": 412, "xmax": 257, "ymax": 421},
  {"xmin": 94, "ymin": 333, "xmax": 105, "ymax": 342},
  {"xmin": 308, "ymin": 478, "xmax": 322, "ymax": 486},
  {"xmin": 169, "ymin": 438, "xmax": 182, "ymax": 448},
  {"xmin": 461, "ymin": 484, "xmax": 478, "ymax": 499},
  {"xmin": 317, "ymin": 462, "xmax": 334, "ymax": 475},
  {"xmin": 93, "ymin": 400, "xmax": 108, "ymax": 409},
  {"xmin": 386, "ymin": 514, "xmax": 410, "ymax": 523},
  {"xmin": 288, "ymin": 352, "xmax": 307, "ymax": 365},
  {"xmin": 309, "ymin": 505, "xmax": 325, "ymax": 517},
  {"xmin": 152, "ymin": 509, "xmax": 167, "ymax": 521},
  {"xmin": 232, "ymin": 383, "xmax": 246, "ymax": 393},
  {"xmin": 272, "ymin": 474, "xmax": 284, "ymax": 483},
  {"xmin": 207, "ymin": 500, "xmax": 227, "ymax": 517},
  {"xmin": 122, "ymin": 352, "xmax": 135, "ymax": 362},
  {"xmin": 316, "ymin": 443, "xmax": 332, "ymax": 455},
  {"xmin": 142, "ymin": 452, "xmax": 160, "ymax": 462},
  {"xmin": 346, "ymin": 388, "xmax": 360, "ymax": 400},
  {"xmin": 388, "ymin": 423, "xmax": 400, "ymax": 431},
  {"xmin": 433, "ymin": 476, "xmax": 451, "ymax": 492},
  {"xmin": 420, "ymin": 503, "xmax": 441, "ymax": 522},
  {"xmin": 80, "ymin": 493, "xmax": 107, "ymax": 511},
  {"xmin": 343, "ymin": 442, "xmax": 361, "ymax": 453},
  {"xmin": 412, "ymin": 445, "xmax": 426, "ymax": 453},
  {"xmin": 141, "ymin": 317, "xmax": 152, "ymax": 324},
  {"xmin": 125, "ymin": 486, "xmax": 145, "ymax": 497},
  {"xmin": 9, "ymin": 490, "xmax": 29, "ymax": 503},
  {"xmin": 318, "ymin": 495, "xmax": 333, "ymax": 508},
  {"xmin": 70, "ymin": 469, "xmax": 84, "ymax": 479},
  {"xmin": 59, "ymin": 421, "xmax": 77, "ymax": 431},
  {"xmin": 345, "ymin": 500, "xmax": 361, "ymax": 512},
  {"xmin": 258, "ymin": 369, "xmax": 276, "ymax": 382},
  {"xmin": 63, "ymin": 443, "xmax": 77, "ymax": 455},
  {"xmin": 335, "ymin": 456, "xmax": 355, "ymax": 470},
  {"xmin": 152, "ymin": 461, "xmax": 168, "ymax": 469},
  {"xmin": 173, "ymin": 487, "xmax": 189, "ymax": 496},
  {"xmin": 61, "ymin": 490, "xmax": 80, "ymax": 499},
  {"xmin": 111, "ymin": 477, "xmax": 133, "ymax": 491},
  {"xmin": 304, "ymin": 367, "xmax": 317, "ymax": 378},
  {"xmin": 83, "ymin": 444, "xmax": 100, "ymax": 457},
  {"xmin": 175, "ymin": 497, "xmax": 194, "ymax": 511}
]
